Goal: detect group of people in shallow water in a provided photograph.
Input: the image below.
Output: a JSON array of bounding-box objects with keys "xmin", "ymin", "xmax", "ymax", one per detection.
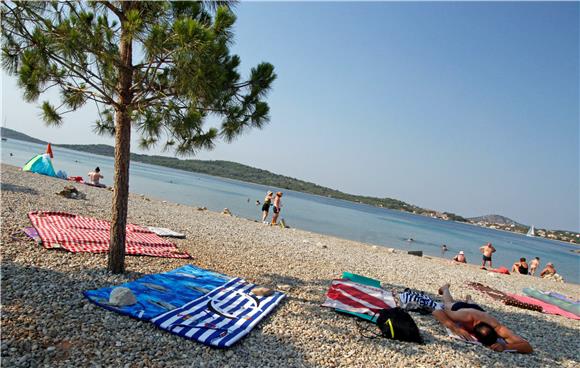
[
  {"xmin": 257, "ymin": 191, "xmax": 283, "ymax": 225},
  {"xmin": 442, "ymin": 242, "xmax": 559, "ymax": 279}
]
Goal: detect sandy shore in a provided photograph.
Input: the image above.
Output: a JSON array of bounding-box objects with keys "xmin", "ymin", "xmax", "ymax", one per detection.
[{"xmin": 1, "ymin": 163, "xmax": 579, "ymax": 368}]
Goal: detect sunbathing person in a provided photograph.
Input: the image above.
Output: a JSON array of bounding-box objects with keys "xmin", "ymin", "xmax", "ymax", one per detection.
[
  {"xmin": 511, "ymin": 257, "xmax": 529, "ymax": 275},
  {"xmin": 540, "ymin": 263, "xmax": 556, "ymax": 278},
  {"xmin": 452, "ymin": 251, "xmax": 467, "ymax": 263},
  {"xmin": 432, "ymin": 284, "xmax": 533, "ymax": 353},
  {"xmin": 88, "ymin": 167, "xmax": 106, "ymax": 188}
]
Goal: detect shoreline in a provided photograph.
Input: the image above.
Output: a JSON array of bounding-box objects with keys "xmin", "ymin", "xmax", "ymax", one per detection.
[
  {"xmin": 5, "ymin": 135, "xmax": 576, "ymax": 241},
  {"xmin": 2, "ymin": 163, "xmax": 579, "ymax": 367}
]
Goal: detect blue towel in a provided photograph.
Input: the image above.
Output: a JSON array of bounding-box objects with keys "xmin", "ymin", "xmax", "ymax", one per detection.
[
  {"xmin": 151, "ymin": 278, "xmax": 285, "ymax": 348},
  {"xmin": 84, "ymin": 265, "xmax": 230, "ymax": 320}
]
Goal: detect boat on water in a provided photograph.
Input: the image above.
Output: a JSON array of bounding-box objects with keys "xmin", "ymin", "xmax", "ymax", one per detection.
[{"xmin": 526, "ymin": 225, "xmax": 535, "ymax": 237}]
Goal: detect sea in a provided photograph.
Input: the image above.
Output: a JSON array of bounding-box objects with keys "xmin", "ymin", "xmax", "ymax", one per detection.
[{"xmin": 2, "ymin": 138, "xmax": 579, "ymax": 283}]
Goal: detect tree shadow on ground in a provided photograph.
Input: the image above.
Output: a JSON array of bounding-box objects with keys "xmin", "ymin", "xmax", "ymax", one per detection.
[
  {"xmin": 0, "ymin": 260, "xmax": 316, "ymax": 368},
  {"xmin": 2, "ymin": 258, "xmax": 578, "ymax": 367},
  {"xmin": 0, "ymin": 182, "xmax": 38, "ymax": 195}
]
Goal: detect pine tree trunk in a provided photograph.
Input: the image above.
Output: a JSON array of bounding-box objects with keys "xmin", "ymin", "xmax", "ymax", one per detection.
[{"xmin": 108, "ymin": 2, "xmax": 134, "ymax": 274}]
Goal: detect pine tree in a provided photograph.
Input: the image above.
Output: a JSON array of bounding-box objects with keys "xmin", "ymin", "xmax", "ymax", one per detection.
[{"xmin": 2, "ymin": 1, "xmax": 276, "ymax": 273}]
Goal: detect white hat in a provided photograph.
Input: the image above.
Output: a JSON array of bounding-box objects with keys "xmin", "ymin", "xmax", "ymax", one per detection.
[
  {"xmin": 109, "ymin": 287, "xmax": 137, "ymax": 306},
  {"xmin": 459, "ymin": 251, "xmax": 465, "ymax": 255}
]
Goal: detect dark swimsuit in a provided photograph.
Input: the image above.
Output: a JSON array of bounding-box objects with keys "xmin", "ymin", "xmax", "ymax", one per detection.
[
  {"xmin": 261, "ymin": 198, "xmax": 271, "ymax": 212},
  {"xmin": 518, "ymin": 265, "xmax": 528, "ymax": 275},
  {"xmin": 451, "ymin": 302, "xmax": 485, "ymax": 312}
]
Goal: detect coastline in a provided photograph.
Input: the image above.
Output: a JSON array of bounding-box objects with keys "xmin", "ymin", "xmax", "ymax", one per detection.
[
  {"xmin": 1, "ymin": 163, "xmax": 579, "ymax": 367},
  {"xmin": 3, "ymin": 135, "xmax": 578, "ymax": 246}
]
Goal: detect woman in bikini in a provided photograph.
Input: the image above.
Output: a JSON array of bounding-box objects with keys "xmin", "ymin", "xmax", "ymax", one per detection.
[{"xmin": 261, "ymin": 191, "xmax": 273, "ymax": 224}]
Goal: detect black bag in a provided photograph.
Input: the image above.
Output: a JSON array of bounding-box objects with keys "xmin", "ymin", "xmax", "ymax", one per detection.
[{"xmin": 375, "ymin": 307, "xmax": 423, "ymax": 344}]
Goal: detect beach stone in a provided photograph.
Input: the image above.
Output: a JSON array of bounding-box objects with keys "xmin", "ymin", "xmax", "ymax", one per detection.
[
  {"xmin": 1, "ymin": 164, "xmax": 579, "ymax": 368},
  {"xmin": 109, "ymin": 287, "xmax": 137, "ymax": 306}
]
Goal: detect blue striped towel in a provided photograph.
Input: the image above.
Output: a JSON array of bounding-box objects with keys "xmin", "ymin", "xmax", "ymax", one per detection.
[{"xmin": 151, "ymin": 278, "xmax": 285, "ymax": 348}]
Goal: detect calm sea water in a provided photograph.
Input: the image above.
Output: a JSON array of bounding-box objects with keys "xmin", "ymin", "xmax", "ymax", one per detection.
[{"xmin": 2, "ymin": 138, "xmax": 579, "ymax": 283}]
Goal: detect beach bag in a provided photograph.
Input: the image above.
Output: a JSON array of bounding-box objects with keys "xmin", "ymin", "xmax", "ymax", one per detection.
[{"xmin": 375, "ymin": 307, "xmax": 423, "ymax": 344}]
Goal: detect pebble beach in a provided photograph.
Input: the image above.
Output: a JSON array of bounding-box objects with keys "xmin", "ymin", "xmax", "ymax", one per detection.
[{"xmin": 1, "ymin": 163, "xmax": 579, "ymax": 367}]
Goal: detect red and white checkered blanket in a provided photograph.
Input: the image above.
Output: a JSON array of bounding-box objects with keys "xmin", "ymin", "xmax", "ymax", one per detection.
[{"xmin": 28, "ymin": 211, "xmax": 191, "ymax": 259}]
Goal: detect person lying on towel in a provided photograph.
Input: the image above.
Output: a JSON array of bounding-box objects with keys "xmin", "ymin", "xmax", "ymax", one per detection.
[{"xmin": 432, "ymin": 283, "xmax": 533, "ymax": 354}]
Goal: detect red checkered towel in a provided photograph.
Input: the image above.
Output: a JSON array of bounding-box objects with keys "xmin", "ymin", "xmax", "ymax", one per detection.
[{"xmin": 28, "ymin": 211, "xmax": 191, "ymax": 259}]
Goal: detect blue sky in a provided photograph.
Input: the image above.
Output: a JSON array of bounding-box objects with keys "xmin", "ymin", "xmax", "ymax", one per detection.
[{"xmin": 2, "ymin": 1, "xmax": 578, "ymax": 230}]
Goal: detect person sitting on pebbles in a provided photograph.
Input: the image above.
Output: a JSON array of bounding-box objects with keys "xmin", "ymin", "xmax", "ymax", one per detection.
[
  {"xmin": 540, "ymin": 262, "xmax": 556, "ymax": 278},
  {"xmin": 88, "ymin": 167, "xmax": 106, "ymax": 188},
  {"xmin": 453, "ymin": 250, "xmax": 467, "ymax": 263},
  {"xmin": 511, "ymin": 257, "xmax": 529, "ymax": 275},
  {"xmin": 432, "ymin": 284, "xmax": 533, "ymax": 353}
]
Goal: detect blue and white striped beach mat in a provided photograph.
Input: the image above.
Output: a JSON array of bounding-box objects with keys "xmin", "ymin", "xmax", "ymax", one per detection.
[
  {"xmin": 84, "ymin": 265, "xmax": 230, "ymax": 320},
  {"xmin": 151, "ymin": 277, "xmax": 286, "ymax": 348}
]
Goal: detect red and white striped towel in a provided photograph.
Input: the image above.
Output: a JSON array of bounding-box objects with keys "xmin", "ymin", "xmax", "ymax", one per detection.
[
  {"xmin": 321, "ymin": 279, "xmax": 396, "ymax": 315},
  {"xmin": 28, "ymin": 211, "xmax": 190, "ymax": 259}
]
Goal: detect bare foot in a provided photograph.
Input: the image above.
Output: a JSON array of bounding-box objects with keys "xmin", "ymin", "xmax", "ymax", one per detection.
[
  {"xmin": 464, "ymin": 294, "xmax": 472, "ymax": 302},
  {"xmin": 438, "ymin": 283, "xmax": 450, "ymax": 295}
]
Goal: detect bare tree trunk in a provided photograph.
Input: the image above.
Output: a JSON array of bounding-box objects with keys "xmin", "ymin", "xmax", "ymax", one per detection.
[{"xmin": 108, "ymin": 2, "xmax": 134, "ymax": 274}]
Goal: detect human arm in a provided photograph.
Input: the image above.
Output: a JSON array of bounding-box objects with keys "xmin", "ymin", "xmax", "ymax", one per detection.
[
  {"xmin": 474, "ymin": 312, "xmax": 533, "ymax": 353},
  {"xmin": 432, "ymin": 310, "xmax": 476, "ymax": 341},
  {"xmin": 490, "ymin": 325, "xmax": 533, "ymax": 353}
]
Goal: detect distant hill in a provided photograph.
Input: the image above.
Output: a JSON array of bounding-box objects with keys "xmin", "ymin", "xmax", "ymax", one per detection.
[
  {"xmin": 1, "ymin": 127, "xmax": 47, "ymax": 144},
  {"xmin": 468, "ymin": 214, "xmax": 523, "ymax": 226}
]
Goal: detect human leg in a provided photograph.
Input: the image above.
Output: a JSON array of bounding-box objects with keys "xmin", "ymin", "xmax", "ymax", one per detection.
[
  {"xmin": 438, "ymin": 283, "xmax": 455, "ymax": 309},
  {"xmin": 271, "ymin": 207, "xmax": 280, "ymax": 225}
]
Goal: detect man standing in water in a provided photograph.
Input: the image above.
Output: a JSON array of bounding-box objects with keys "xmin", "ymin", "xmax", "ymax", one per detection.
[{"xmin": 480, "ymin": 242, "xmax": 496, "ymax": 268}]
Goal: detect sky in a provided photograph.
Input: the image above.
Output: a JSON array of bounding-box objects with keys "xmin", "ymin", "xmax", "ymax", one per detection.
[{"xmin": 1, "ymin": 1, "xmax": 579, "ymax": 231}]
